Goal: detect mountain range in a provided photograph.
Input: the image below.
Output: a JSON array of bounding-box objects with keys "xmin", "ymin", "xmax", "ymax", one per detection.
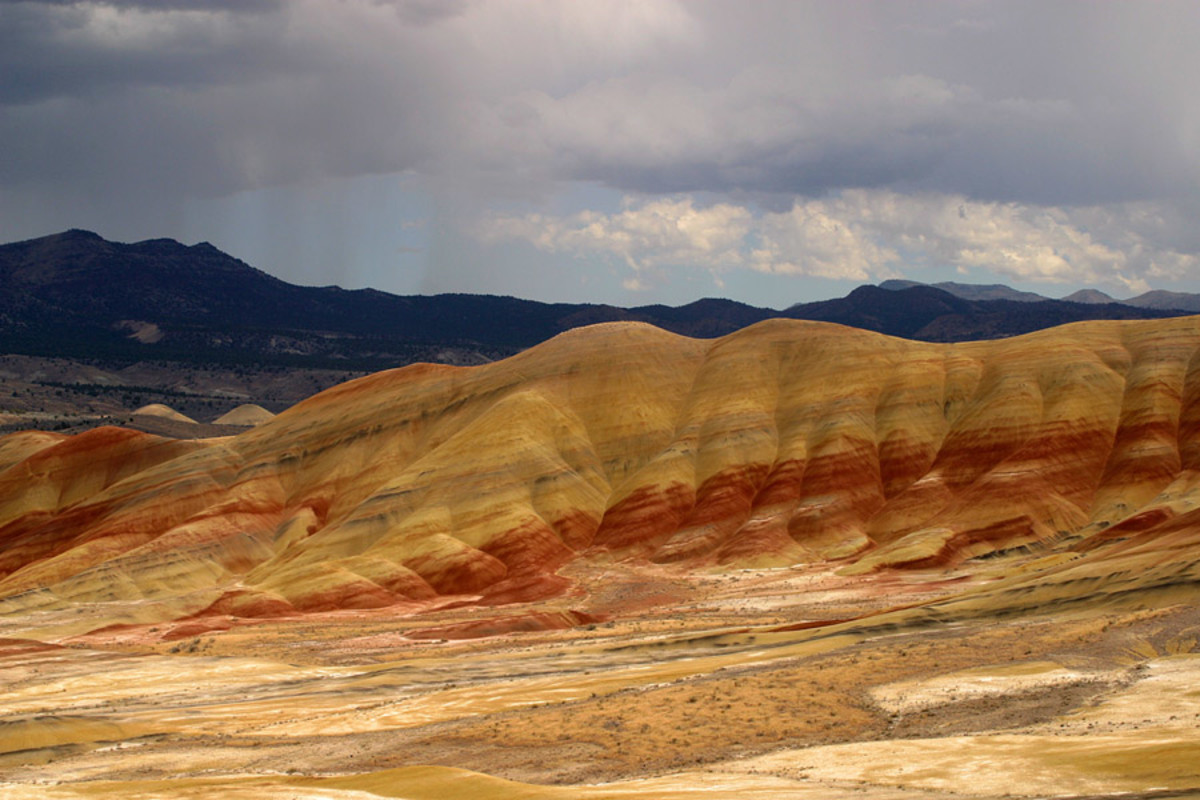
[
  {"xmin": 2, "ymin": 230, "xmax": 1198, "ymax": 372},
  {"xmin": 878, "ymin": 278, "xmax": 1200, "ymax": 311}
]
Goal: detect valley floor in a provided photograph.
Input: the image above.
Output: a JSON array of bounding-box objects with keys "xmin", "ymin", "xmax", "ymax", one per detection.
[
  {"xmin": 0, "ymin": 354, "xmax": 362, "ymax": 436},
  {"xmin": 2, "ymin": 560, "xmax": 1199, "ymax": 799}
]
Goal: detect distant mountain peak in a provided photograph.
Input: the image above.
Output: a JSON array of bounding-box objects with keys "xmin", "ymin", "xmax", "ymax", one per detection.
[
  {"xmin": 877, "ymin": 279, "xmax": 1047, "ymax": 303},
  {"xmin": 1125, "ymin": 290, "xmax": 1200, "ymax": 313},
  {"xmin": 1062, "ymin": 289, "xmax": 1117, "ymax": 304},
  {"xmin": 878, "ymin": 279, "xmax": 923, "ymax": 291},
  {"xmin": 61, "ymin": 228, "xmax": 103, "ymax": 240}
]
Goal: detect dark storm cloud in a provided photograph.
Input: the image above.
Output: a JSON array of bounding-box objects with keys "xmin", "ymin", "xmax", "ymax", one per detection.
[
  {"xmin": 0, "ymin": 0, "xmax": 702, "ymax": 199},
  {"xmin": 510, "ymin": 2, "xmax": 1199, "ymax": 208},
  {"xmin": 535, "ymin": 79, "xmax": 1187, "ymax": 208},
  {"xmin": 0, "ymin": 0, "xmax": 446, "ymax": 197},
  {"xmin": 376, "ymin": 0, "xmax": 472, "ymax": 27},
  {"xmin": 5, "ymin": 0, "xmax": 1196, "ymax": 204},
  {"xmin": 0, "ymin": 0, "xmax": 467, "ymax": 108},
  {"xmin": 0, "ymin": 1, "xmax": 293, "ymax": 105},
  {"xmin": 8, "ymin": 0, "xmax": 281, "ymax": 9}
]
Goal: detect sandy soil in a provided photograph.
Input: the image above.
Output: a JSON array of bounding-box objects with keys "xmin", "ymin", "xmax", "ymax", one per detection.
[{"xmin": 2, "ymin": 560, "xmax": 1198, "ymax": 799}]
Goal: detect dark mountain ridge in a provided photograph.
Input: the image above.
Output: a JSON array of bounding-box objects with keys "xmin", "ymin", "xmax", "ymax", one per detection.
[
  {"xmin": 880, "ymin": 276, "xmax": 1200, "ymax": 313},
  {"xmin": 1126, "ymin": 290, "xmax": 1200, "ymax": 312},
  {"xmin": 877, "ymin": 278, "xmax": 1048, "ymax": 303},
  {"xmin": 0, "ymin": 230, "xmax": 1190, "ymax": 370}
]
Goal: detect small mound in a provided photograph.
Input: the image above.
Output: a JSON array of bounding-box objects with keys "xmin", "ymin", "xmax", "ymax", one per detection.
[
  {"xmin": 132, "ymin": 403, "xmax": 197, "ymax": 424},
  {"xmin": 213, "ymin": 404, "xmax": 275, "ymax": 426}
]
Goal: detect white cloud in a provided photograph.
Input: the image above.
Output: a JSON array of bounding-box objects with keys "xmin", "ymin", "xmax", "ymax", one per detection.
[
  {"xmin": 481, "ymin": 197, "xmax": 754, "ymax": 288},
  {"xmin": 481, "ymin": 191, "xmax": 1200, "ymax": 295},
  {"xmin": 750, "ymin": 198, "xmax": 900, "ymax": 281}
]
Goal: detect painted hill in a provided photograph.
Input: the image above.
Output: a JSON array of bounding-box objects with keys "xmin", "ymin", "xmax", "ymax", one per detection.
[
  {"xmin": 3, "ymin": 316, "xmax": 1200, "ymax": 626},
  {"xmin": 132, "ymin": 403, "xmax": 197, "ymax": 424},
  {"xmin": 213, "ymin": 404, "xmax": 275, "ymax": 426}
]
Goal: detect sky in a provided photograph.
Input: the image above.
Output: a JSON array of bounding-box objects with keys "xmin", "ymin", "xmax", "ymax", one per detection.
[{"xmin": 2, "ymin": 0, "xmax": 1199, "ymax": 308}]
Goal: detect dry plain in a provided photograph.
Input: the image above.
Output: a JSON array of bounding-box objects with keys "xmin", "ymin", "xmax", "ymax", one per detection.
[{"xmin": 2, "ymin": 318, "xmax": 1200, "ymax": 798}]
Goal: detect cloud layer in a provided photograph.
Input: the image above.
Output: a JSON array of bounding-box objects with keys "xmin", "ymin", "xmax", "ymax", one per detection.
[
  {"xmin": 482, "ymin": 191, "xmax": 1198, "ymax": 295},
  {"xmin": 2, "ymin": 1, "xmax": 1198, "ymax": 301}
]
